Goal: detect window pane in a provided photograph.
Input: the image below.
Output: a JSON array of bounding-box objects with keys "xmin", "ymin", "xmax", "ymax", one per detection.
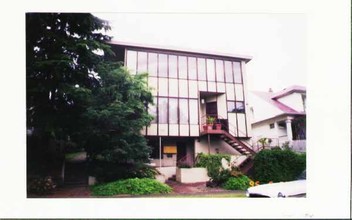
[
  {"xmin": 235, "ymin": 101, "xmax": 245, "ymax": 113},
  {"xmin": 189, "ymin": 99, "xmax": 198, "ymax": 124},
  {"xmin": 159, "ymin": 54, "xmax": 168, "ymax": 77},
  {"xmin": 148, "ymin": 53, "xmax": 158, "ymax": 76},
  {"xmin": 188, "ymin": 57, "xmax": 197, "ymax": 80},
  {"xmin": 224, "ymin": 61, "xmax": 233, "ymax": 83},
  {"xmin": 169, "ymin": 98, "xmax": 178, "ymax": 124},
  {"xmin": 149, "ymin": 101, "xmax": 157, "ymax": 123},
  {"xmin": 137, "ymin": 52, "xmax": 147, "ymax": 74},
  {"xmin": 216, "ymin": 60, "xmax": 224, "ymax": 82},
  {"xmin": 206, "ymin": 59, "xmax": 215, "ymax": 81},
  {"xmin": 158, "ymin": 98, "xmax": 168, "ymax": 123},
  {"xmin": 179, "ymin": 56, "xmax": 187, "ymax": 79},
  {"xmin": 197, "ymin": 58, "xmax": 206, "ymax": 80},
  {"xmin": 179, "ymin": 99, "xmax": 189, "ymax": 124},
  {"xmin": 169, "ymin": 55, "xmax": 177, "ymax": 78},
  {"xmin": 233, "ymin": 62, "xmax": 242, "ymax": 83},
  {"xmin": 227, "ymin": 101, "xmax": 236, "ymax": 112},
  {"xmin": 126, "ymin": 50, "xmax": 137, "ymax": 75}
]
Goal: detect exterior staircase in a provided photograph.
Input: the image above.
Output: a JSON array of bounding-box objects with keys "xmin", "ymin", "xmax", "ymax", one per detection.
[{"xmin": 201, "ymin": 129, "xmax": 256, "ymax": 174}]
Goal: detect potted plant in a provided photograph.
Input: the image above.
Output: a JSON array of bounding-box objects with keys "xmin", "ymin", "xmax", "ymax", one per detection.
[
  {"xmin": 206, "ymin": 116, "xmax": 215, "ymax": 130},
  {"xmin": 215, "ymin": 119, "xmax": 222, "ymax": 130}
]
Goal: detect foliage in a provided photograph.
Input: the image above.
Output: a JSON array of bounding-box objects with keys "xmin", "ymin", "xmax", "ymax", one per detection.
[
  {"xmin": 253, "ymin": 148, "xmax": 306, "ymax": 183},
  {"xmin": 27, "ymin": 176, "xmax": 56, "ymax": 195},
  {"xmin": 206, "ymin": 116, "xmax": 215, "ymax": 124},
  {"xmin": 90, "ymin": 178, "xmax": 172, "ymax": 196},
  {"xmin": 26, "ymin": 13, "xmax": 154, "ymax": 181},
  {"xmin": 82, "ymin": 65, "xmax": 153, "ymax": 163},
  {"xmin": 26, "ymin": 13, "xmax": 112, "ymax": 175},
  {"xmin": 223, "ymin": 175, "xmax": 251, "ymax": 190},
  {"xmin": 195, "ymin": 153, "xmax": 236, "ymax": 186},
  {"xmin": 89, "ymin": 161, "xmax": 159, "ymax": 183}
]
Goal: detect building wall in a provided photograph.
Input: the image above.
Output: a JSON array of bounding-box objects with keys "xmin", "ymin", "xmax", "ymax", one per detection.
[
  {"xmin": 124, "ymin": 47, "xmax": 251, "ymax": 138},
  {"xmin": 276, "ymin": 93, "xmax": 305, "ymax": 112},
  {"xmin": 194, "ymin": 136, "xmax": 241, "ymax": 156}
]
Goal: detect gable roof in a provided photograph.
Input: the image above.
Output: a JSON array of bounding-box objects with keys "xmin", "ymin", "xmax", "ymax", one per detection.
[
  {"xmin": 271, "ymin": 85, "xmax": 306, "ymax": 99},
  {"xmin": 252, "ymin": 86, "xmax": 306, "ymax": 115}
]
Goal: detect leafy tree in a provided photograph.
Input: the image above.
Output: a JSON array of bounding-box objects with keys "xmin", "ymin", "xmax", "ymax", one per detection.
[
  {"xmin": 83, "ymin": 62, "xmax": 154, "ymax": 163},
  {"xmin": 26, "ymin": 13, "xmax": 113, "ymax": 176},
  {"xmin": 26, "ymin": 13, "xmax": 155, "ymax": 182}
]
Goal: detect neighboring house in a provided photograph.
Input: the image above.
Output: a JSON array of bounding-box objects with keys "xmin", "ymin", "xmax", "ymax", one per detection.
[
  {"xmin": 109, "ymin": 41, "xmax": 255, "ymax": 177},
  {"xmin": 249, "ymin": 86, "xmax": 306, "ymax": 152}
]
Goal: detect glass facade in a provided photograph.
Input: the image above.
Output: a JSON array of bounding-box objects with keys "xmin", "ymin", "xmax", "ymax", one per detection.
[{"xmin": 125, "ymin": 49, "xmax": 247, "ymax": 137}]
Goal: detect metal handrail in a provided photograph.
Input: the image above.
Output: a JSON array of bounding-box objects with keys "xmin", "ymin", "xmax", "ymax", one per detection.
[{"xmin": 200, "ymin": 114, "xmax": 247, "ymax": 137}]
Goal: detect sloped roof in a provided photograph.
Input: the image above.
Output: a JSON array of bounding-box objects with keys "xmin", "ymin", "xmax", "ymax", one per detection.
[
  {"xmin": 271, "ymin": 85, "xmax": 306, "ymax": 99},
  {"xmin": 252, "ymin": 90, "xmax": 305, "ymax": 115}
]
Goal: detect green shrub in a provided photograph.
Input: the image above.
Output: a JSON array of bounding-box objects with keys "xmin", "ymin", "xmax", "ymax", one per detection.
[
  {"xmin": 195, "ymin": 153, "xmax": 234, "ymax": 186},
  {"xmin": 90, "ymin": 178, "xmax": 172, "ymax": 196},
  {"xmin": 89, "ymin": 161, "xmax": 159, "ymax": 183},
  {"xmin": 253, "ymin": 148, "xmax": 306, "ymax": 183},
  {"xmin": 223, "ymin": 175, "xmax": 251, "ymax": 190}
]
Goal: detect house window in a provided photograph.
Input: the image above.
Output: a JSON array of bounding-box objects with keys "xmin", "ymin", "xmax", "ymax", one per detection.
[
  {"xmin": 137, "ymin": 51, "xmax": 148, "ymax": 74},
  {"xmin": 189, "ymin": 99, "xmax": 199, "ymax": 124},
  {"xmin": 179, "ymin": 99, "xmax": 189, "ymax": 124},
  {"xmin": 149, "ymin": 101, "xmax": 157, "ymax": 123},
  {"xmin": 126, "ymin": 50, "xmax": 137, "ymax": 75},
  {"xmin": 233, "ymin": 61, "xmax": 242, "ymax": 83},
  {"xmin": 188, "ymin": 57, "xmax": 197, "ymax": 80},
  {"xmin": 215, "ymin": 60, "xmax": 224, "ymax": 82},
  {"xmin": 168, "ymin": 55, "xmax": 178, "ymax": 78},
  {"xmin": 148, "ymin": 53, "xmax": 158, "ymax": 76},
  {"xmin": 169, "ymin": 98, "xmax": 178, "ymax": 124},
  {"xmin": 206, "ymin": 59, "xmax": 215, "ymax": 81},
  {"xmin": 158, "ymin": 98, "xmax": 168, "ymax": 123},
  {"xmin": 197, "ymin": 58, "xmax": 206, "ymax": 80},
  {"xmin": 179, "ymin": 56, "xmax": 187, "ymax": 79},
  {"xmin": 158, "ymin": 54, "xmax": 168, "ymax": 77},
  {"xmin": 269, "ymin": 123, "xmax": 275, "ymax": 129},
  {"xmin": 227, "ymin": 101, "xmax": 245, "ymax": 113},
  {"xmin": 224, "ymin": 61, "xmax": 234, "ymax": 83}
]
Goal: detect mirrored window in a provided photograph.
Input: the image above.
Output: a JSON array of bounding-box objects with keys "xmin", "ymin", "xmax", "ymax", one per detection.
[
  {"xmin": 233, "ymin": 62, "xmax": 242, "ymax": 83},
  {"xmin": 137, "ymin": 51, "xmax": 147, "ymax": 74},
  {"xmin": 179, "ymin": 56, "xmax": 187, "ymax": 79},
  {"xmin": 198, "ymin": 58, "xmax": 206, "ymax": 80},
  {"xmin": 158, "ymin": 98, "xmax": 168, "ymax": 123},
  {"xmin": 169, "ymin": 55, "xmax": 178, "ymax": 78},
  {"xmin": 148, "ymin": 53, "xmax": 158, "ymax": 76},
  {"xmin": 126, "ymin": 50, "xmax": 137, "ymax": 75},
  {"xmin": 206, "ymin": 59, "xmax": 215, "ymax": 81},
  {"xmin": 179, "ymin": 99, "xmax": 189, "ymax": 124},
  {"xmin": 224, "ymin": 61, "xmax": 233, "ymax": 83},
  {"xmin": 158, "ymin": 54, "xmax": 168, "ymax": 77},
  {"xmin": 188, "ymin": 57, "xmax": 197, "ymax": 80},
  {"xmin": 215, "ymin": 60, "xmax": 224, "ymax": 82}
]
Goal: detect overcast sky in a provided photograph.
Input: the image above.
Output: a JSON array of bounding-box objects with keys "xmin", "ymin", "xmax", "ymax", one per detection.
[{"xmin": 95, "ymin": 13, "xmax": 306, "ymax": 92}]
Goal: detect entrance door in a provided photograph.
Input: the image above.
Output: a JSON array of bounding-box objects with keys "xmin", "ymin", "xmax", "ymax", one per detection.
[
  {"xmin": 206, "ymin": 102, "xmax": 218, "ymax": 117},
  {"xmin": 176, "ymin": 142, "xmax": 187, "ymax": 165}
]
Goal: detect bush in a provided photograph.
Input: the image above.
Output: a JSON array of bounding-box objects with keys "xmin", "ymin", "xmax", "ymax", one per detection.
[
  {"xmin": 90, "ymin": 178, "xmax": 172, "ymax": 196},
  {"xmin": 89, "ymin": 161, "xmax": 159, "ymax": 183},
  {"xmin": 28, "ymin": 176, "xmax": 56, "ymax": 195},
  {"xmin": 195, "ymin": 153, "xmax": 238, "ymax": 186},
  {"xmin": 223, "ymin": 175, "xmax": 251, "ymax": 190},
  {"xmin": 253, "ymin": 148, "xmax": 306, "ymax": 183}
]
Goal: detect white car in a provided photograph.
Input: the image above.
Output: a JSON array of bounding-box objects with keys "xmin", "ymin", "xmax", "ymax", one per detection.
[{"xmin": 246, "ymin": 171, "xmax": 306, "ymax": 198}]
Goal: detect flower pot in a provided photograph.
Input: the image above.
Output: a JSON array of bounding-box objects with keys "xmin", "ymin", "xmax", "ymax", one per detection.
[
  {"xmin": 203, "ymin": 125, "xmax": 208, "ymax": 131},
  {"xmin": 215, "ymin": 123, "xmax": 222, "ymax": 130},
  {"xmin": 207, "ymin": 124, "xmax": 213, "ymax": 130}
]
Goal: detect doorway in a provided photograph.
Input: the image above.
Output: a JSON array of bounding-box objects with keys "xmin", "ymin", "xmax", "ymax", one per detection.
[{"xmin": 206, "ymin": 101, "xmax": 218, "ymax": 117}]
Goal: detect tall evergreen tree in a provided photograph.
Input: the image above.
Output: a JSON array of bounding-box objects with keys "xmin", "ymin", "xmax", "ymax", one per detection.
[{"xmin": 26, "ymin": 13, "xmax": 154, "ymax": 181}]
